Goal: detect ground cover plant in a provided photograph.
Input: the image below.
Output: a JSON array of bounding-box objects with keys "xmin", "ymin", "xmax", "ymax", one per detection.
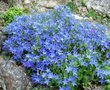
[{"xmin": 3, "ymin": 5, "xmax": 110, "ymax": 90}]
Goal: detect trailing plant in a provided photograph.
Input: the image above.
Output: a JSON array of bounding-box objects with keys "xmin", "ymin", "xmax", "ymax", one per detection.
[{"xmin": 3, "ymin": 5, "xmax": 110, "ymax": 90}]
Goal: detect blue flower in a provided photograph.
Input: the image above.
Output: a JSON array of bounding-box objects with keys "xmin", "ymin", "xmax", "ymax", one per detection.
[
  {"xmin": 63, "ymin": 78, "xmax": 68, "ymax": 85},
  {"xmin": 89, "ymin": 59, "xmax": 97, "ymax": 66},
  {"xmin": 106, "ymin": 52, "xmax": 110, "ymax": 58},
  {"xmin": 31, "ymin": 74, "xmax": 44, "ymax": 84},
  {"xmin": 22, "ymin": 61, "xmax": 34, "ymax": 68},
  {"xmin": 44, "ymin": 79, "xmax": 50, "ymax": 85},
  {"xmin": 66, "ymin": 66, "xmax": 73, "ymax": 73},
  {"xmin": 48, "ymin": 73, "xmax": 55, "ymax": 79}
]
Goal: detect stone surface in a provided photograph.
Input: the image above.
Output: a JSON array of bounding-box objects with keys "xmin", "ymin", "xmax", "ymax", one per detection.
[
  {"xmin": 85, "ymin": 86, "xmax": 103, "ymax": 90},
  {"xmin": 32, "ymin": 0, "xmax": 67, "ymax": 12},
  {"xmin": 0, "ymin": 30, "xmax": 5, "ymax": 53},
  {"xmin": 86, "ymin": 0, "xmax": 110, "ymax": 16},
  {"xmin": 0, "ymin": 57, "xmax": 32, "ymax": 90},
  {"xmin": 0, "ymin": 1, "xmax": 9, "ymax": 13},
  {"xmin": 0, "ymin": 18, "xmax": 5, "ymax": 53},
  {"xmin": 8, "ymin": 0, "xmax": 68, "ymax": 12},
  {"xmin": 78, "ymin": 6, "xmax": 88, "ymax": 16},
  {"xmin": 0, "ymin": 1, "xmax": 9, "ymax": 53}
]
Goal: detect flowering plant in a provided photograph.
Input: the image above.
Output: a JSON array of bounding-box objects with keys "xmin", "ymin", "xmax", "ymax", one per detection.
[{"xmin": 3, "ymin": 6, "xmax": 110, "ymax": 90}]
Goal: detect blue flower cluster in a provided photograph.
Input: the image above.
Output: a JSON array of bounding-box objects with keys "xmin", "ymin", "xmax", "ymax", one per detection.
[{"xmin": 3, "ymin": 5, "xmax": 110, "ymax": 90}]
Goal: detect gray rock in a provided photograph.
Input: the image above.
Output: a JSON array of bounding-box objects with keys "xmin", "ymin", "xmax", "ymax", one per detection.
[
  {"xmin": 34, "ymin": 0, "xmax": 68, "ymax": 12},
  {"xmin": 0, "ymin": 21, "xmax": 6, "ymax": 53},
  {"xmin": 9, "ymin": 0, "xmax": 68, "ymax": 12},
  {"xmin": 0, "ymin": 29, "xmax": 5, "ymax": 53},
  {"xmin": 0, "ymin": 1, "xmax": 8, "ymax": 53},
  {"xmin": 86, "ymin": 0, "xmax": 110, "ymax": 16},
  {"xmin": 0, "ymin": 57, "xmax": 32, "ymax": 90}
]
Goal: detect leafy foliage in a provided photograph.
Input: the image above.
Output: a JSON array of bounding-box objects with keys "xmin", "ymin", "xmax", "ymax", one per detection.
[
  {"xmin": 3, "ymin": 5, "xmax": 110, "ymax": 90},
  {"xmin": 2, "ymin": 7, "xmax": 23, "ymax": 26},
  {"xmin": 66, "ymin": 1, "xmax": 78, "ymax": 13},
  {"xmin": 80, "ymin": 0, "xmax": 87, "ymax": 6},
  {"xmin": 8, "ymin": 0, "xmax": 16, "ymax": 7}
]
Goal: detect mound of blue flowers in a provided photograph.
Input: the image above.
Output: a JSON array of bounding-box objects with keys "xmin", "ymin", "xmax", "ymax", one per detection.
[{"xmin": 3, "ymin": 5, "xmax": 110, "ymax": 90}]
